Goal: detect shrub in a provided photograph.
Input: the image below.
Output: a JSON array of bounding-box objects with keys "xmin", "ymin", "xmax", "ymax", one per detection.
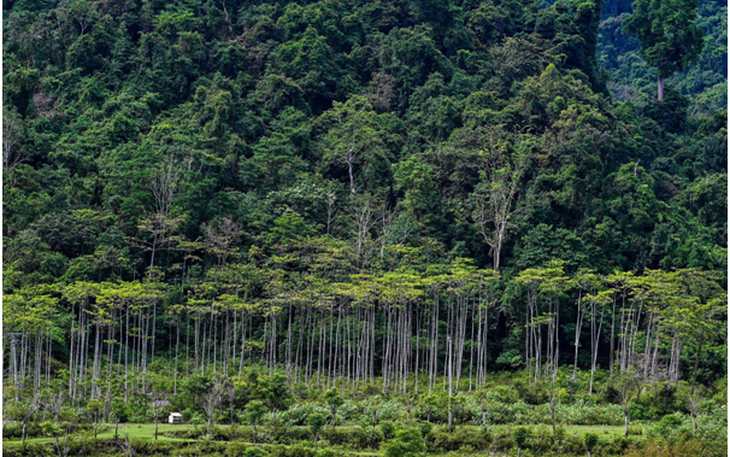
[
  {"xmin": 270, "ymin": 443, "xmax": 317, "ymax": 457},
  {"xmin": 354, "ymin": 425, "xmax": 384, "ymax": 449},
  {"xmin": 428, "ymin": 426, "xmax": 490, "ymax": 452},
  {"xmin": 224, "ymin": 441, "xmax": 250, "ymax": 457},
  {"xmin": 379, "ymin": 421, "xmax": 396, "ymax": 440},
  {"xmin": 337, "ymin": 401, "xmax": 358, "ymax": 423},
  {"xmin": 377, "ymin": 400, "xmax": 406, "ymax": 422},
  {"xmin": 316, "ymin": 449, "xmax": 343, "ymax": 457},
  {"xmin": 210, "ymin": 424, "xmax": 238, "ymax": 441},
  {"xmin": 557, "ymin": 401, "xmax": 624, "ymax": 425},
  {"xmin": 3, "ymin": 421, "xmax": 43, "ymax": 439},
  {"xmin": 5, "ymin": 443, "xmax": 52, "ymax": 457},
  {"xmin": 512, "ymin": 426, "xmax": 529, "ymax": 450},
  {"xmin": 624, "ymin": 438, "xmax": 708, "ymax": 457},
  {"xmin": 383, "ymin": 429, "xmax": 426, "ymax": 457},
  {"xmin": 320, "ymin": 428, "xmax": 354, "ymax": 446},
  {"xmin": 280, "ymin": 403, "xmax": 331, "ymax": 427},
  {"xmin": 584, "ymin": 432, "xmax": 599, "ymax": 455},
  {"xmin": 600, "ymin": 436, "xmax": 636, "ymax": 455},
  {"xmin": 628, "ymin": 424, "xmax": 643, "ymax": 436},
  {"xmin": 246, "ymin": 448, "xmax": 270, "ymax": 457},
  {"xmin": 307, "ymin": 413, "xmax": 326, "ymax": 442},
  {"xmin": 417, "ymin": 422, "xmax": 432, "ymax": 438},
  {"xmin": 630, "ymin": 403, "xmax": 648, "ymax": 421}
]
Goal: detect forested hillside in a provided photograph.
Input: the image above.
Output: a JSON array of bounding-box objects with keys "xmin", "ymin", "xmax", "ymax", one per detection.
[{"xmin": 2, "ymin": 0, "xmax": 727, "ymax": 456}]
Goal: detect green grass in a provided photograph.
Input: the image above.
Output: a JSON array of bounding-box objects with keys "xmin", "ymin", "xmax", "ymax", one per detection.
[
  {"xmin": 564, "ymin": 424, "xmax": 629, "ymax": 438},
  {"xmin": 99, "ymin": 422, "xmax": 196, "ymax": 441},
  {"xmin": 2, "ymin": 422, "xmax": 632, "ymax": 450},
  {"xmin": 3, "ymin": 422, "xmax": 196, "ymax": 449}
]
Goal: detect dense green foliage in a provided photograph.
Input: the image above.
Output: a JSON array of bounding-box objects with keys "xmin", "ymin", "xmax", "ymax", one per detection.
[
  {"xmin": 2, "ymin": 0, "xmax": 727, "ymax": 455},
  {"xmin": 622, "ymin": 0, "xmax": 704, "ymax": 100},
  {"xmin": 599, "ymin": 0, "xmax": 726, "ymax": 111}
]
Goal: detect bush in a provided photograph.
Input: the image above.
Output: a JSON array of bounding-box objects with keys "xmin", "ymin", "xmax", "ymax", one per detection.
[
  {"xmin": 316, "ymin": 449, "xmax": 343, "ymax": 457},
  {"xmin": 280, "ymin": 404, "xmax": 331, "ymax": 427},
  {"xmin": 337, "ymin": 401, "xmax": 358, "ymax": 423},
  {"xmin": 630, "ymin": 403, "xmax": 648, "ymax": 420},
  {"xmin": 224, "ymin": 441, "xmax": 250, "ymax": 457},
  {"xmin": 194, "ymin": 440, "xmax": 228, "ymax": 456},
  {"xmin": 4, "ymin": 443, "xmax": 52, "ymax": 457},
  {"xmin": 584, "ymin": 432, "xmax": 599, "ymax": 449},
  {"xmin": 210, "ymin": 424, "xmax": 239, "ymax": 441},
  {"xmin": 376, "ymin": 400, "xmax": 407, "ymax": 422},
  {"xmin": 428, "ymin": 426, "xmax": 489, "ymax": 452},
  {"xmin": 3, "ymin": 421, "xmax": 50, "ymax": 439},
  {"xmin": 270, "ymin": 443, "xmax": 317, "ymax": 457},
  {"xmin": 379, "ymin": 421, "xmax": 396, "ymax": 440},
  {"xmin": 320, "ymin": 428, "xmax": 355, "ymax": 446},
  {"xmin": 512, "ymin": 426, "xmax": 529, "ymax": 449},
  {"xmin": 599, "ymin": 436, "xmax": 638, "ymax": 455},
  {"xmin": 245, "ymin": 447, "xmax": 270, "ymax": 457},
  {"xmin": 383, "ymin": 429, "xmax": 425, "ymax": 457},
  {"xmin": 557, "ymin": 401, "xmax": 624, "ymax": 425},
  {"xmin": 417, "ymin": 422, "xmax": 432, "ymax": 438},
  {"xmin": 354, "ymin": 425, "xmax": 384, "ymax": 449},
  {"xmin": 624, "ymin": 439, "xmax": 710, "ymax": 457}
]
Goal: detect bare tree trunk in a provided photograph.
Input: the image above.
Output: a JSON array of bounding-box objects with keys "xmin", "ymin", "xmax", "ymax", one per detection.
[
  {"xmin": 93, "ymin": 321, "xmax": 101, "ymax": 398},
  {"xmin": 589, "ymin": 303, "xmax": 604, "ymax": 396},
  {"xmin": 151, "ymin": 301, "xmax": 157, "ymax": 367},
  {"xmin": 68, "ymin": 302, "xmax": 76, "ymax": 399},
  {"xmin": 447, "ymin": 335, "xmax": 453, "ymax": 429},
  {"xmin": 658, "ymin": 76, "xmax": 665, "ymax": 102},
  {"xmin": 609, "ymin": 296, "xmax": 617, "ymax": 376},
  {"xmin": 572, "ymin": 290, "xmax": 583, "ymax": 385},
  {"xmin": 174, "ymin": 313, "xmax": 180, "ymax": 393},
  {"xmin": 347, "ymin": 156, "xmax": 356, "ymax": 195},
  {"xmin": 124, "ymin": 306, "xmax": 129, "ymax": 403}
]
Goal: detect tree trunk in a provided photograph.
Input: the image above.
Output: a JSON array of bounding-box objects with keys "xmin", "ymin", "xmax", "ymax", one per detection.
[
  {"xmin": 68, "ymin": 302, "xmax": 76, "ymax": 399},
  {"xmin": 174, "ymin": 313, "xmax": 180, "ymax": 394},
  {"xmin": 589, "ymin": 305, "xmax": 604, "ymax": 396},
  {"xmin": 658, "ymin": 76, "xmax": 665, "ymax": 102},
  {"xmin": 447, "ymin": 335, "xmax": 453, "ymax": 429},
  {"xmin": 572, "ymin": 290, "xmax": 583, "ymax": 386},
  {"xmin": 347, "ymin": 156, "xmax": 355, "ymax": 195}
]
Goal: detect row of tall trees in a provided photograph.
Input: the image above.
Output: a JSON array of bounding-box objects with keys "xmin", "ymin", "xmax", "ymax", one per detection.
[{"xmin": 5, "ymin": 257, "xmax": 724, "ymax": 408}]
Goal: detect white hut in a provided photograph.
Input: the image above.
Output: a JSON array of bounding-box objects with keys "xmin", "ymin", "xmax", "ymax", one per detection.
[{"xmin": 168, "ymin": 412, "xmax": 182, "ymax": 424}]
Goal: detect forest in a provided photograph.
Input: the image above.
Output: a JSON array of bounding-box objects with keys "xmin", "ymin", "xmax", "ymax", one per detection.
[{"xmin": 2, "ymin": 0, "xmax": 727, "ymax": 456}]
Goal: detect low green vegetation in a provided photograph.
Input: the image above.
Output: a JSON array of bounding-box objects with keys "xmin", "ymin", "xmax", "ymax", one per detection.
[{"xmin": 3, "ymin": 370, "xmax": 727, "ymax": 456}]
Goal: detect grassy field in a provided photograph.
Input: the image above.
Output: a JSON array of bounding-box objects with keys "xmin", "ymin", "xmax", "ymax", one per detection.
[
  {"xmin": 3, "ymin": 422, "xmax": 196, "ymax": 448},
  {"xmin": 564, "ymin": 425, "xmax": 631, "ymax": 438},
  {"xmin": 3, "ymin": 422, "xmax": 631, "ymax": 448}
]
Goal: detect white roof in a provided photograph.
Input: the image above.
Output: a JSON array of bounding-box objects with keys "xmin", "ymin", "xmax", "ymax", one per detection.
[{"xmin": 169, "ymin": 412, "xmax": 182, "ymax": 416}]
